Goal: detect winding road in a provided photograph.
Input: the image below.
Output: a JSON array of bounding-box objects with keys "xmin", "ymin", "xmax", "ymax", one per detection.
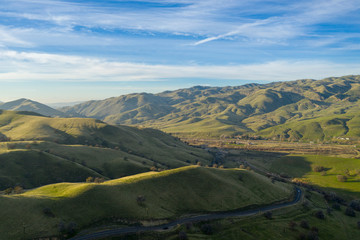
[{"xmin": 69, "ymin": 187, "xmax": 302, "ymax": 240}]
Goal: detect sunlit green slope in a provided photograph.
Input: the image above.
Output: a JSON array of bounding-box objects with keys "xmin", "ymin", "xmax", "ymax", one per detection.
[{"xmin": 0, "ymin": 166, "xmax": 293, "ymax": 240}]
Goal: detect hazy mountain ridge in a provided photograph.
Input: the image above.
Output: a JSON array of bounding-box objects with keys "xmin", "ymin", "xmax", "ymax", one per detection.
[
  {"xmin": 0, "ymin": 98, "xmax": 69, "ymax": 117},
  {"xmin": 59, "ymin": 75, "xmax": 360, "ymax": 140}
]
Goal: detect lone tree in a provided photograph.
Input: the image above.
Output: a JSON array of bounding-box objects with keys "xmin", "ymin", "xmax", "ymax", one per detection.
[
  {"xmin": 94, "ymin": 177, "xmax": 105, "ymax": 183},
  {"xmin": 136, "ymin": 195, "xmax": 146, "ymax": 206},
  {"xmin": 86, "ymin": 176, "xmax": 94, "ymax": 183},
  {"xmin": 200, "ymin": 224, "xmax": 213, "ymax": 235},
  {"xmin": 178, "ymin": 231, "xmax": 188, "ymax": 240},
  {"xmin": 345, "ymin": 207, "xmax": 356, "ymax": 217},
  {"xmin": 332, "ymin": 203, "xmax": 341, "ymax": 210},
  {"xmin": 14, "ymin": 186, "xmax": 23, "ymax": 194},
  {"xmin": 313, "ymin": 166, "xmax": 325, "ymax": 172},
  {"xmin": 337, "ymin": 175, "xmax": 347, "ymax": 182},
  {"xmin": 288, "ymin": 221, "xmax": 297, "ymax": 231},
  {"xmin": 4, "ymin": 188, "xmax": 12, "ymax": 195},
  {"xmin": 263, "ymin": 211, "xmax": 272, "ymax": 219},
  {"xmin": 43, "ymin": 208, "xmax": 55, "ymax": 217},
  {"xmin": 314, "ymin": 210, "xmax": 325, "ymax": 219},
  {"xmin": 300, "ymin": 220, "xmax": 309, "ymax": 229},
  {"xmin": 349, "ymin": 200, "xmax": 360, "ymax": 211}
]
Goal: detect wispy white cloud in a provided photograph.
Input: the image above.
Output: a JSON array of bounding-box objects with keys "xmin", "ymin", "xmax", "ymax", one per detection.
[
  {"xmin": 0, "ymin": 0, "xmax": 359, "ymax": 49},
  {"xmin": 0, "ymin": 50, "xmax": 358, "ymax": 82},
  {"xmin": 194, "ymin": 0, "xmax": 360, "ymax": 45},
  {"xmin": 0, "ymin": 26, "xmax": 34, "ymax": 47}
]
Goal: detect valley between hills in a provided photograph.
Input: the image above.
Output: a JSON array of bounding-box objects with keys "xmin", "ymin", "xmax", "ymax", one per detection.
[{"xmin": 0, "ymin": 75, "xmax": 360, "ymax": 240}]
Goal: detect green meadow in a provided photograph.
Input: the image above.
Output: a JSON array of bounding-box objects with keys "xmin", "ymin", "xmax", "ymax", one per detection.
[{"xmin": 247, "ymin": 154, "xmax": 360, "ymax": 198}]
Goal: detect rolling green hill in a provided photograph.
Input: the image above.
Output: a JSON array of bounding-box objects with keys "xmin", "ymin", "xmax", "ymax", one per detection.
[
  {"xmin": 60, "ymin": 75, "xmax": 360, "ymax": 140},
  {"xmin": 0, "ymin": 110, "xmax": 212, "ymax": 189},
  {"xmin": 0, "ymin": 166, "xmax": 293, "ymax": 240}
]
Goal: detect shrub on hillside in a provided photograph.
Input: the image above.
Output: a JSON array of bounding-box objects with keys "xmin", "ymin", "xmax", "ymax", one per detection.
[
  {"xmin": 4, "ymin": 188, "xmax": 12, "ymax": 195},
  {"xmin": 178, "ymin": 231, "xmax": 188, "ymax": 240},
  {"xmin": 337, "ymin": 175, "xmax": 347, "ymax": 182},
  {"xmin": 345, "ymin": 207, "xmax": 356, "ymax": 217},
  {"xmin": 288, "ymin": 221, "xmax": 297, "ymax": 230},
  {"xmin": 263, "ymin": 211, "xmax": 272, "ymax": 219},
  {"xmin": 332, "ymin": 203, "xmax": 341, "ymax": 210},
  {"xmin": 314, "ymin": 210, "xmax": 325, "ymax": 219},
  {"xmin": 59, "ymin": 221, "xmax": 77, "ymax": 237},
  {"xmin": 200, "ymin": 224, "xmax": 213, "ymax": 235},
  {"xmin": 311, "ymin": 226, "xmax": 319, "ymax": 233},
  {"xmin": 307, "ymin": 231, "xmax": 319, "ymax": 240},
  {"xmin": 136, "ymin": 195, "xmax": 146, "ymax": 206},
  {"xmin": 86, "ymin": 176, "xmax": 94, "ymax": 183},
  {"xmin": 326, "ymin": 207, "xmax": 332, "ymax": 215},
  {"xmin": 298, "ymin": 233, "xmax": 306, "ymax": 240},
  {"xmin": 349, "ymin": 200, "xmax": 360, "ymax": 211},
  {"xmin": 94, "ymin": 177, "xmax": 105, "ymax": 183},
  {"xmin": 43, "ymin": 208, "xmax": 55, "ymax": 217},
  {"xmin": 313, "ymin": 166, "xmax": 325, "ymax": 172},
  {"xmin": 300, "ymin": 220, "xmax": 309, "ymax": 229},
  {"xmin": 14, "ymin": 186, "xmax": 23, "ymax": 194}
]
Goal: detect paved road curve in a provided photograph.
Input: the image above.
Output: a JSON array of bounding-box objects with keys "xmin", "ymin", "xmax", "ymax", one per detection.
[{"xmin": 69, "ymin": 187, "xmax": 302, "ymax": 240}]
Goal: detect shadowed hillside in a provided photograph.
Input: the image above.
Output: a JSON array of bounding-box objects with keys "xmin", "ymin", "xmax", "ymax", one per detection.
[
  {"xmin": 60, "ymin": 75, "xmax": 360, "ymax": 140},
  {"xmin": 0, "ymin": 110, "xmax": 212, "ymax": 189}
]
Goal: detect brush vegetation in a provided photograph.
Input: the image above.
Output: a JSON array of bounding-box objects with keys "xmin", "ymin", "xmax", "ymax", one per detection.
[{"xmin": 0, "ymin": 166, "xmax": 293, "ymax": 239}]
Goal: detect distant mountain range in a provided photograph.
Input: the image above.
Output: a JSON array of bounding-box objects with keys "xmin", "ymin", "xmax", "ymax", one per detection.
[
  {"xmin": 61, "ymin": 75, "xmax": 360, "ymax": 140},
  {"xmin": 47, "ymin": 101, "xmax": 85, "ymax": 108},
  {"xmin": 0, "ymin": 98, "xmax": 68, "ymax": 117},
  {"xmin": 2, "ymin": 75, "xmax": 360, "ymax": 140}
]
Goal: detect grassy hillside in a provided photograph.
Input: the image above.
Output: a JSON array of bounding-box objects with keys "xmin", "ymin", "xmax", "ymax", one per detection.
[
  {"xmin": 246, "ymin": 154, "xmax": 360, "ymax": 198},
  {"xmin": 0, "ymin": 110, "xmax": 212, "ymax": 189},
  {"xmin": 60, "ymin": 75, "xmax": 360, "ymax": 140},
  {"xmin": 0, "ymin": 166, "xmax": 293, "ymax": 240},
  {"xmin": 158, "ymin": 189, "xmax": 359, "ymax": 240}
]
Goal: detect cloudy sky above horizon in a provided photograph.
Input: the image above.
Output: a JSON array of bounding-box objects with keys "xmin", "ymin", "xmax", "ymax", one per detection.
[{"xmin": 1, "ymin": 0, "xmax": 360, "ymax": 103}]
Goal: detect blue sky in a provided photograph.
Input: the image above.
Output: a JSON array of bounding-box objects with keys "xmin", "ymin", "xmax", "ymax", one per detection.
[{"xmin": 0, "ymin": 0, "xmax": 360, "ymax": 103}]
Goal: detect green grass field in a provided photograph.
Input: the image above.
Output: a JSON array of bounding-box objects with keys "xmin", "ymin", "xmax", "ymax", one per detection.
[
  {"xmin": 246, "ymin": 154, "xmax": 360, "ymax": 198},
  {"xmin": 0, "ymin": 166, "xmax": 293, "ymax": 240}
]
